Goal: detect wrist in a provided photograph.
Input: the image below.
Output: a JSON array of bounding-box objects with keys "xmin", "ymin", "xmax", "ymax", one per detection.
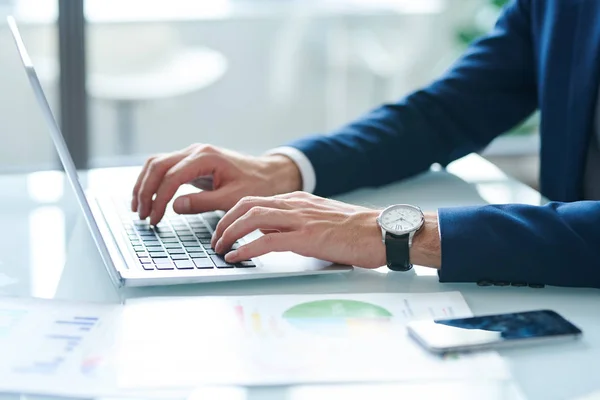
[
  {"xmin": 260, "ymin": 154, "xmax": 303, "ymax": 194},
  {"xmin": 410, "ymin": 212, "xmax": 441, "ymax": 268}
]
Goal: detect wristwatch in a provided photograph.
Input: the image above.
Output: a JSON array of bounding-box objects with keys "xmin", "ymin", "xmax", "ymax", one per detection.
[{"xmin": 376, "ymin": 204, "xmax": 424, "ymax": 271}]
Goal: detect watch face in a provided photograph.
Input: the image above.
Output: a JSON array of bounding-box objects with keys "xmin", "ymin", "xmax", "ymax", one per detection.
[{"xmin": 378, "ymin": 204, "xmax": 424, "ymax": 235}]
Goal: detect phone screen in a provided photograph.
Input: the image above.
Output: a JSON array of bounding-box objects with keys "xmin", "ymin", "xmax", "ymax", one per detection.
[{"xmin": 408, "ymin": 310, "xmax": 582, "ymax": 352}]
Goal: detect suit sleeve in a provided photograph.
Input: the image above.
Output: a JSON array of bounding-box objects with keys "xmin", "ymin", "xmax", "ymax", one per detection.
[
  {"xmin": 438, "ymin": 202, "xmax": 600, "ymax": 289},
  {"xmin": 286, "ymin": 0, "xmax": 537, "ymax": 197}
]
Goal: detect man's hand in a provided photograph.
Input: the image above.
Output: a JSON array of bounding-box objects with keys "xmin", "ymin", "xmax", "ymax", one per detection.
[
  {"xmin": 132, "ymin": 144, "xmax": 302, "ymax": 225},
  {"xmin": 211, "ymin": 191, "xmax": 442, "ymax": 269}
]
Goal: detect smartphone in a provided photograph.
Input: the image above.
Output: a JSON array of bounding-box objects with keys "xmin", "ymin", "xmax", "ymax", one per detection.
[{"xmin": 407, "ymin": 309, "xmax": 582, "ymax": 354}]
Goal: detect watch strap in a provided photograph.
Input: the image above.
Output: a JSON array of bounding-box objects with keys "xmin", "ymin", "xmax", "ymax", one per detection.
[{"xmin": 385, "ymin": 231, "xmax": 412, "ymax": 271}]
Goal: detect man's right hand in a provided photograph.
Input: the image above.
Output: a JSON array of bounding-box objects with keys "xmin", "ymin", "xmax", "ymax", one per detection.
[{"xmin": 131, "ymin": 144, "xmax": 303, "ymax": 226}]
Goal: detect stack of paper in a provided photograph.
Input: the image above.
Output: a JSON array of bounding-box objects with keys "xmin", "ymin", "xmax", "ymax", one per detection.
[{"xmin": 0, "ymin": 292, "xmax": 516, "ymax": 398}]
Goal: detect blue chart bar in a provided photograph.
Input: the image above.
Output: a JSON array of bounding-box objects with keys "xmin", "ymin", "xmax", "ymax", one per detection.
[
  {"xmin": 12, "ymin": 315, "xmax": 98, "ymax": 375},
  {"xmin": 74, "ymin": 316, "xmax": 98, "ymax": 321},
  {"xmin": 55, "ymin": 320, "xmax": 96, "ymax": 326},
  {"xmin": 55, "ymin": 316, "xmax": 97, "ymax": 332},
  {"xmin": 46, "ymin": 334, "xmax": 82, "ymax": 353}
]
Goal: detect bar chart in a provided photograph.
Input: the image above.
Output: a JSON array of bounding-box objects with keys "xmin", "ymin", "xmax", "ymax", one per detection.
[{"xmin": 12, "ymin": 314, "xmax": 99, "ymax": 375}]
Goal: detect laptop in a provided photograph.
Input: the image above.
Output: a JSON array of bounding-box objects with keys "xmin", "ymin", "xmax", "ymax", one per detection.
[{"xmin": 7, "ymin": 17, "xmax": 353, "ymax": 287}]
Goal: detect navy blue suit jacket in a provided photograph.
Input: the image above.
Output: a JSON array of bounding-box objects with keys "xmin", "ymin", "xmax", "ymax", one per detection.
[{"xmin": 287, "ymin": 0, "xmax": 600, "ymax": 288}]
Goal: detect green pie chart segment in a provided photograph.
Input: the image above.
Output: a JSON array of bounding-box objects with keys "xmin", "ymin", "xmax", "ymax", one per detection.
[{"xmin": 282, "ymin": 300, "xmax": 393, "ymax": 336}]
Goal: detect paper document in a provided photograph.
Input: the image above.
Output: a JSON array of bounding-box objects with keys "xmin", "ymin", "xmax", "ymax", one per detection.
[
  {"xmin": 0, "ymin": 297, "xmax": 118, "ymax": 397},
  {"xmin": 118, "ymin": 292, "xmax": 510, "ymax": 388},
  {"xmin": 0, "ymin": 292, "xmax": 513, "ymax": 397}
]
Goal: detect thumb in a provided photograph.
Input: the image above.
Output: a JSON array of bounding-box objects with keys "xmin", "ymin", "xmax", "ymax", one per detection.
[{"xmin": 173, "ymin": 189, "xmax": 236, "ymax": 214}]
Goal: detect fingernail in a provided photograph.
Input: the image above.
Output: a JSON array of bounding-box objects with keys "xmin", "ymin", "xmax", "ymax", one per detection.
[
  {"xmin": 214, "ymin": 239, "xmax": 222, "ymax": 253},
  {"xmin": 175, "ymin": 197, "xmax": 190, "ymax": 213},
  {"xmin": 225, "ymin": 250, "xmax": 238, "ymax": 262}
]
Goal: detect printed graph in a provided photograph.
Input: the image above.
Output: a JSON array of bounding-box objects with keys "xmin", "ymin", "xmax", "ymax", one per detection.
[
  {"xmin": 282, "ymin": 299, "xmax": 393, "ymax": 337},
  {"xmin": 12, "ymin": 315, "xmax": 99, "ymax": 375},
  {"xmin": 234, "ymin": 300, "xmax": 395, "ymax": 338}
]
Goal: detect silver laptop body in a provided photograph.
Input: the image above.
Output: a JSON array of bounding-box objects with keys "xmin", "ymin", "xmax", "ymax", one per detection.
[{"xmin": 7, "ymin": 16, "xmax": 353, "ymax": 287}]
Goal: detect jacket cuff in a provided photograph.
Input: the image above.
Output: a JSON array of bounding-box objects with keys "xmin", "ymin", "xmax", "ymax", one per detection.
[{"xmin": 264, "ymin": 146, "xmax": 316, "ymax": 193}]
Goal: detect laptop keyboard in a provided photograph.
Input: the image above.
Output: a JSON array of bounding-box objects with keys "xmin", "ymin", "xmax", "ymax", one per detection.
[{"xmin": 120, "ymin": 209, "xmax": 256, "ymax": 271}]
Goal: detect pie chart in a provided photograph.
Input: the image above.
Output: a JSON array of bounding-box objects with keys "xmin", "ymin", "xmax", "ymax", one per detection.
[{"xmin": 282, "ymin": 299, "xmax": 393, "ymax": 337}]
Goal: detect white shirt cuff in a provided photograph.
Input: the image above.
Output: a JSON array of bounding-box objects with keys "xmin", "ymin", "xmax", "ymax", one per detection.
[{"xmin": 264, "ymin": 146, "xmax": 316, "ymax": 193}]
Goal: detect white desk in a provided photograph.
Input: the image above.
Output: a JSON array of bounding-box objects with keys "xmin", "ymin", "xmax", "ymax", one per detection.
[{"xmin": 0, "ymin": 154, "xmax": 598, "ymax": 400}]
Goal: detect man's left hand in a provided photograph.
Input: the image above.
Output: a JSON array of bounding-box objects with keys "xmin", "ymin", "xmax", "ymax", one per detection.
[{"xmin": 211, "ymin": 191, "xmax": 387, "ymax": 268}]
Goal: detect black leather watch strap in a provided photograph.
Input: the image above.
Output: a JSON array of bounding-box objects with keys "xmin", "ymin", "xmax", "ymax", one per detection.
[{"xmin": 385, "ymin": 231, "xmax": 412, "ymax": 271}]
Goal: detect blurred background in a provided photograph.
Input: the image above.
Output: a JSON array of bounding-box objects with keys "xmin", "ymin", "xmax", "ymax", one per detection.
[{"xmin": 0, "ymin": 0, "xmax": 539, "ymax": 188}]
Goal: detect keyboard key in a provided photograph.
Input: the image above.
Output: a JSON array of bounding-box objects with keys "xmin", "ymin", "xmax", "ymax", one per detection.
[
  {"xmin": 139, "ymin": 258, "xmax": 153, "ymax": 264},
  {"xmin": 235, "ymin": 261, "xmax": 256, "ymax": 268},
  {"xmin": 184, "ymin": 246, "xmax": 202, "ymax": 253},
  {"xmin": 149, "ymin": 252, "xmax": 168, "ymax": 258},
  {"xmin": 178, "ymin": 234, "xmax": 195, "ymax": 240},
  {"xmin": 238, "ymin": 261, "xmax": 256, "ymax": 268},
  {"xmin": 210, "ymin": 255, "xmax": 233, "ymax": 268},
  {"xmin": 182, "ymin": 241, "xmax": 200, "ymax": 247},
  {"xmin": 140, "ymin": 263, "xmax": 154, "ymax": 270},
  {"xmin": 189, "ymin": 252, "xmax": 207, "ymax": 259},
  {"xmin": 204, "ymin": 220, "xmax": 220, "ymax": 231},
  {"xmin": 167, "ymin": 249, "xmax": 186, "ymax": 255},
  {"xmin": 205, "ymin": 249, "xmax": 216, "ymax": 255},
  {"xmin": 145, "ymin": 244, "xmax": 163, "ymax": 249},
  {"xmin": 172, "ymin": 255, "xmax": 190, "ymax": 261},
  {"xmin": 174, "ymin": 260, "xmax": 195, "ymax": 269},
  {"xmin": 194, "ymin": 258, "xmax": 214, "ymax": 269},
  {"xmin": 133, "ymin": 246, "xmax": 145, "ymax": 252},
  {"xmin": 154, "ymin": 262, "xmax": 174, "ymax": 270},
  {"xmin": 153, "ymin": 258, "xmax": 172, "ymax": 263},
  {"xmin": 195, "ymin": 233, "xmax": 212, "ymax": 240},
  {"xmin": 199, "ymin": 239, "xmax": 212, "ymax": 245},
  {"xmin": 163, "ymin": 243, "xmax": 182, "ymax": 249}
]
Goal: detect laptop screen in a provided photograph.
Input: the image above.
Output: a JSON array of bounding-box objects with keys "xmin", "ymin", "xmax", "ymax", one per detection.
[{"xmin": 6, "ymin": 16, "xmax": 122, "ymax": 287}]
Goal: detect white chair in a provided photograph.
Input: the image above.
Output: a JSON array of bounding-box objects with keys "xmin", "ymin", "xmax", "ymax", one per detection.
[{"xmin": 87, "ymin": 24, "xmax": 227, "ymax": 155}]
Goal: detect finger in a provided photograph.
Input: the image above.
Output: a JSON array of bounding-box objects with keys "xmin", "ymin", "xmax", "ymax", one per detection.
[
  {"xmin": 137, "ymin": 152, "xmax": 187, "ymax": 220},
  {"xmin": 211, "ymin": 196, "xmax": 291, "ymax": 248},
  {"xmin": 215, "ymin": 208, "xmax": 300, "ymax": 254},
  {"xmin": 224, "ymin": 232, "xmax": 298, "ymax": 263},
  {"xmin": 149, "ymin": 153, "xmax": 224, "ymax": 225},
  {"xmin": 172, "ymin": 185, "xmax": 235, "ymax": 215},
  {"xmin": 132, "ymin": 155, "xmax": 159, "ymax": 212}
]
